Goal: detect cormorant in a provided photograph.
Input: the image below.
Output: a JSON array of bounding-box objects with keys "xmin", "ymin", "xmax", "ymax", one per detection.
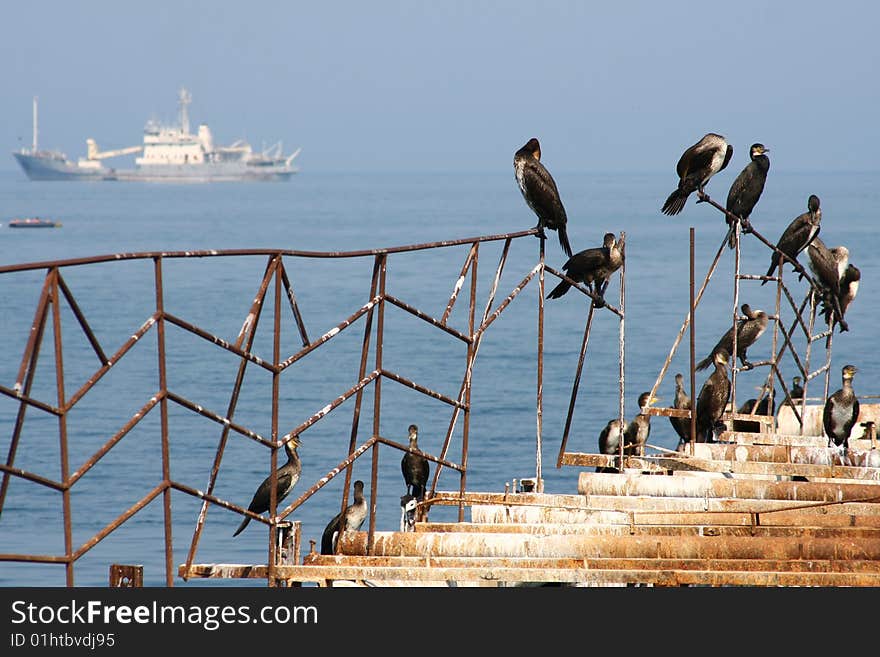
[
  {"xmin": 320, "ymin": 479, "xmax": 367, "ymax": 555},
  {"xmin": 514, "ymin": 137, "xmax": 573, "ymax": 257},
  {"xmin": 695, "ymin": 348, "xmax": 731, "ymax": 443},
  {"xmin": 762, "ymin": 194, "xmax": 821, "ymax": 285},
  {"xmin": 661, "ymin": 133, "xmax": 733, "ymax": 216},
  {"xmin": 822, "ymin": 263, "xmax": 860, "ymax": 332},
  {"xmin": 670, "ymin": 373, "xmax": 693, "ymax": 447},
  {"xmin": 837, "ymin": 264, "xmax": 861, "ymax": 320},
  {"xmin": 233, "ymin": 436, "xmax": 302, "ymax": 537},
  {"xmin": 623, "ymin": 391, "xmax": 659, "ymax": 457},
  {"xmin": 784, "ymin": 376, "xmax": 804, "ymax": 407},
  {"xmin": 725, "ymin": 143, "xmax": 770, "ymax": 248},
  {"xmin": 401, "ymin": 424, "xmax": 430, "ymax": 501},
  {"xmin": 597, "ymin": 418, "xmax": 626, "ymax": 473},
  {"xmin": 808, "ymin": 236, "xmax": 849, "ymax": 328},
  {"xmin": 695, "ymin": 303, "xmax": 768, "ymax": 371},
  {"xmin": 732, "ymin": 384, "xmax": 775, "ymax": 433},
  {"xmin": 823, "ymin": 364, "xmax": 860, "ymax": 450},
  {"xmin": 546, "ymin": 231, "xmax": 624, "ymax": 305},
  {"xmin": 808, "ymin": 236, "xmax": 848, "ymax": 297}
]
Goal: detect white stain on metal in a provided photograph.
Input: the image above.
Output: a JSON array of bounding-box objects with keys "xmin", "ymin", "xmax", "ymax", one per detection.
[{"xmin": 239, "ymin": 313, "xmax": 255, "ymax": 337}]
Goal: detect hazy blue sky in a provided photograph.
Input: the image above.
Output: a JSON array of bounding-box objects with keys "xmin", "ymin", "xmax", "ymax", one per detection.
[{"xmin": 2, "ymin": 1, "xmax": 877, "ymax": 173}]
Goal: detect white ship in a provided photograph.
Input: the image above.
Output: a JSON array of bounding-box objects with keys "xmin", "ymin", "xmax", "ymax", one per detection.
[{"xmin": 12, "ymin": 89, "xmax": 301, "ymax": 182}]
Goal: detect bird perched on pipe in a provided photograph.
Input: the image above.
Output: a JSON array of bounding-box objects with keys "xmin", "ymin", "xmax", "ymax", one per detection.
[
  {"xmin": 725, "ymin": 142, "xmax": 770, "ymax": 248},
  {"xmin": 695, "ymin": 349, "xmax": 731, "ymax": 443},
  {"xmin": 670, "ymin": 373, "xmax": 693, "ymax": 448},
  {"xmin": 514, "ymin": 137, "xmax": 573, "ymax": 258},
  {"xmin": 823, "ymin": 364, "xmax": 860, "ymax": 451},
  {"xmin": 401, "ymin": 424, "xmax": 430, "ymax": 501},
  {"xmin": 695, "ymin": 304, "xmax": 768, "ymax": 372},
  {"xmin": 661, "ymin": 133, "xmax": 733, "ymax": 216},
  {"xmin": 233, "ymin": 436, "xmax": 302, "ymax": 537},
  {"xmin": 762, "ymin": 194, "xmax": 821, "ymax": 285},
  {"xmin": 321, "ymin": 479, "xmax": 367, "ymax": 555},
  {"xmin": 546, "ymin": 231, "xmax": 624, "ymax": 306}
]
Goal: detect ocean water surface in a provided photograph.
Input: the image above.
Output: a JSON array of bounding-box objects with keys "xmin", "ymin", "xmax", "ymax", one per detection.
[{"xmin": 1, "ymin": 167, "xmax": 877, "ymax": 586}]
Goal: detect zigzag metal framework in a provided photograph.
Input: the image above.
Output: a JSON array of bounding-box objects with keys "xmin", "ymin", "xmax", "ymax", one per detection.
[{"xmin": 0, "ymin": 229, "xmax": 626, "ymax": 587}]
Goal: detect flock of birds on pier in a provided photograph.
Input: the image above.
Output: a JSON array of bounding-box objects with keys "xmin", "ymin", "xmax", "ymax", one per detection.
[
  {"xmin": 229, "ymin": 132, "xmax": 866, "ymax": 546},
  {"xmin": 513, "ymin": 131, "xmax": 864, "ymax": 467}
]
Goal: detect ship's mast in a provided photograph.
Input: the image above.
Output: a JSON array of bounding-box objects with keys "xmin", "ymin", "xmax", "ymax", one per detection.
[
  {"xmin": 32, "ymin": 96, "xmax": 38, "ymax": 152},
  {"xmin": 178, "ymin": 87, "xmax": 191, "ymax": 135}
]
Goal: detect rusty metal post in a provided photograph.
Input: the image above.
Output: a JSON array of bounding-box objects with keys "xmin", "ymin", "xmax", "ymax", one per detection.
[
  {"xmin": 772, "ymin": 261, "xmax": 783, "ymax": 435},
  {"xmin": 731, "ymin": 222, "xmax": 741, "ymax": 417},
  {"xmin": 267, "ymin": 256, "xmax": 283, "ymax": 586},
  {"xmin": 368, "ymin": 254, "xmax": 388, "ymax": 553},
  {"xmin": 153, "ymin": 257, "xmax": 174, "ymax": 586},
  {"xmin": 689, "ymin": 228, "xmax": 696, "ymax": 451},
  {"xmin": 109, "ymin": 564, "xmax": 143, "ymax": 587},
  {"xmin": 460, "ymin": 243, "xmax": 478, "ymax": 519},
  {"xmin": 536, "ymin": 234, "xmax": 544, "ymax": 490},
  {"xmin": 274, "ymin": 521, "xmax": 300, "ymax": 586},
  {"xmin": 50, "ymin": 268, "xmax": 74, "ymax": 586}
]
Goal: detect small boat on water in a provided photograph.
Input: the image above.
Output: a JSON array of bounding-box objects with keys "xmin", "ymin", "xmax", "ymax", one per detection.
[{"xmin": 7, "ymin": 217, "xmax": 62, "ymax": 228}]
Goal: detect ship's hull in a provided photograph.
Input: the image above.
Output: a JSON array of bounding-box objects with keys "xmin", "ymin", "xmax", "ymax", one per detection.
[
  {"xmin": 13, "ymin": 152, "xmax": 115, "ymax": 181},
  {"xmin": 13, "ymin": 152, "xmax": 297, "ymax": 183}
]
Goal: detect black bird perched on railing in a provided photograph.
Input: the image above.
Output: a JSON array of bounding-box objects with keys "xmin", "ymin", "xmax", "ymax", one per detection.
[
  {"xmin": 321, "ymin": 479, "xmax": 368, "ymax": 555},
  {"xmin": 233, "ymin": 436, "xmax": 302, "ymax": 537},
  {"xmin": 695, "ymin": 303, "xmax": 768, "ymax": 372},
  {"xmin": 670, "ymin": 373, "xmax": 693, "ymax": 447},
  {"xmin": 546, "ymin": 232, "xmax": 624, "ymax": 306},
  {"xmin": 695, "ymin": 349, "xmax": 731, "ymax": 443},
  {"xmin": 762, "ymin": 194, "xmax": 822, "ymax": 285},
  {"xmin": 623, "ymin": 391, "xmax": 659, "ymax": 457},
  {"xmin": 514, "ymin": 137, "xmax": 573, "ymax": 257},
  {"xmin": 661, "ymin": 133, "xmax": 733, "ymax": 216},
  {"xmin": 725, "ymin": 143, "xmax": 770, "ymax": 248},
  {"xmin": 823, "ymin": 364, "xmax": 860, "ymax": 450},
  {"xmin": 401, "ymin": 424, "xmax": 429, "ymax": 501}
]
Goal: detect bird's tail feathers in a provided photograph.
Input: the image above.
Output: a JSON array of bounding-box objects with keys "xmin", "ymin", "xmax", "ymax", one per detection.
[
  {"xmin": 546, "ymin": 280, "xmax": 571, "ymax": 299},
  {"xmin": 695, "ymin": 355, "xmax": 712, "ymax": 371},
  {"xmin": 661, "ymin": 189, "xmax": 689, "ymax": 216},
  {"xmin": 558, "ymin": 226, "xmax": 573, "ymax": 258},
  {"xmin": 726, "ymin": 223, "xmax": 738, "ymax": 249},
  {"xmin": 232, "ymin": 516, "xmax": 250, "ymax": 537},
  {"xmin": 761, "ymin": 258, "xmax": 778, "ymax": 286}
]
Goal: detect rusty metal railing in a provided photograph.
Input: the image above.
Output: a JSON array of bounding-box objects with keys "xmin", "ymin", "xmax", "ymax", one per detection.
[{"xmin": 0, "ymin": 228, "xmax": 626, "ymax": 586}]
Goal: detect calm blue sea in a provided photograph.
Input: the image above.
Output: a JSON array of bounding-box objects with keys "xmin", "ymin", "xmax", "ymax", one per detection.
[{"xmin": 1, "ymin": 166, "xmax": 878, "ymax": 587}]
